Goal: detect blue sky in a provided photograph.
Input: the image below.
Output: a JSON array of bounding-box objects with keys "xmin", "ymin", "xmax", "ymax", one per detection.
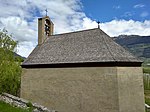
[
  {"xmin": 82, "ymin": 0, "xmax": 150, "ymax": 22},
  {"xmin": 0, "ymin": 0, "xmax": 150, "ymax": 57}
]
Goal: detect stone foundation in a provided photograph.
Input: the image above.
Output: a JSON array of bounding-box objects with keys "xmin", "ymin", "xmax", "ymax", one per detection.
[{"xmin": 0, "ymin": 93, "xmax": 56, "ymax": 112}]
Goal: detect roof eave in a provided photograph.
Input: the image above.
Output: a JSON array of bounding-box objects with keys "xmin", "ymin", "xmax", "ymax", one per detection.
[{"xmin": 21, "ymin": 61, "xmax": 142, "ymax": 68}]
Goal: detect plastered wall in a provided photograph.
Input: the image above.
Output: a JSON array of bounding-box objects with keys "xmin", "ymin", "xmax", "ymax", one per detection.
[
  {"xmin": 21, "ymin": 67, "xmax": 144, "ymax": 112},
  {"xmin": 117, "ymin": 67, "xmax": 145, "ymax": 112}
]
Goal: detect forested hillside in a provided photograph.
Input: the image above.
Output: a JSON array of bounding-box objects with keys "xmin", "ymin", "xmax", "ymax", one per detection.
[{"xmin": 113, "ymin": 35, "xmax": 150, "ymax": 60}]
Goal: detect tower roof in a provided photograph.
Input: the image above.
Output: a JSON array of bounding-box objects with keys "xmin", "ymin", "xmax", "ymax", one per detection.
[{"xmin": 22, "ymin": 28, "xmax": 142, "ymax": 67}]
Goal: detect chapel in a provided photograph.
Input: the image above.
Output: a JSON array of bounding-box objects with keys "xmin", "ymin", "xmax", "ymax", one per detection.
[{"xmin": 21, "ymin": 16, "xmax": 145, "ymax": 112}]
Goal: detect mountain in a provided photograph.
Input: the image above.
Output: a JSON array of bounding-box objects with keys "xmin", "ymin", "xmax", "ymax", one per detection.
[
  {"xmin": 14, "ymin": 52, "xmax": 26, "ymax": 60},
  {"xmin": 113, "ymin": 35, "xmax": 150, "ymax": 61},
  {"xmin": 13, "ymin": 52, "xmax": 26, "ymax": 62}
]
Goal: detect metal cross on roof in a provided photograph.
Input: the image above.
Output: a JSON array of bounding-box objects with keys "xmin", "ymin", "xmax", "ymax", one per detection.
[
  {"xmin": 45, "ymin": 9, "xmax": 48, "ymax": 16},
  {"xmin": 97, "ymin": 21, "xmax": 100, "ymax": 28}
]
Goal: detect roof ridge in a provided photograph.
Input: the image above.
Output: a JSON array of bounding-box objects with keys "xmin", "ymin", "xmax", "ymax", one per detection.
[
  {"xmin": 49, "ymin": 28, "xmax": 99, "ymax": 37},
  {"xmin": 105, "ymin": 35, "xmax": 141, "ymax": 62},
  {"xmin": 100, "ymin": 31, "xmax": 116, "ymax": 61}
]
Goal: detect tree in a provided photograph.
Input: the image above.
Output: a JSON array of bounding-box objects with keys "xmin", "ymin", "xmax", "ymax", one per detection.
[{"xmin": 0, "ymin": 29, "xmax": 22, "ymax": 96}]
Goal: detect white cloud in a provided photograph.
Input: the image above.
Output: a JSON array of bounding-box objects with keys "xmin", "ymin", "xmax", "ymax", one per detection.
[
  {"xmin": 113, "ymin": 5, "xmax": 121, "ymax": 9},
  {"xmin": 140, "ymin": 11, "xmax": 149, "ymax": 17},
  {"xmin": 82, "ymin": 18, "xmax": 97, "ymax": 29},
  {"xmin": 0, "ymin": 0, "xmax": 150, "ymax": 57},
  {"xmin": 0, "ymin": 0, "xmax": 85, "ymax": 57},
  {"xmin": 101, "ymin": 20, "xmax": 150, "ymax": 37},
  {"xmin": 134, "ymin": 4, "xmax": 145, "ymax": 8},
  {"xmin": 0, "ymin": 16, "xmax": 37, "ymax": 42},
  {"xmin": 121, "ymin": 12, "xmax": 134, "ymax": 17}
]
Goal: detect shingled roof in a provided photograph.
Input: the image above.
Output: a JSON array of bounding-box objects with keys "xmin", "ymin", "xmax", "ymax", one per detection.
[{"xmin": 22, "ymin": 28, "xmax": 142, "ymax": 67}]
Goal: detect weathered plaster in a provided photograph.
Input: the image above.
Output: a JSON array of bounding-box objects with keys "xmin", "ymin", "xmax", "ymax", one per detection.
[{"xmin": 21, "ymin": 67, "xmax": 144, "ymax": 112}]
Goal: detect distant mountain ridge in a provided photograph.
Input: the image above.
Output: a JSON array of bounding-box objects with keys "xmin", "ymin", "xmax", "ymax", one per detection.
[
  {"xmin": 113, "ymin": 35, "xmax": 150, "ymax": 60},
  {"xmin": 14, "ymin": 52, "xmax": 26, "ymax": 60}
]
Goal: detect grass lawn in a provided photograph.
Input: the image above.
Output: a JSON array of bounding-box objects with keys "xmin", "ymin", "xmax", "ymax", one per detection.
[
  {"xmin": 143, "ymin": 67, "xmax": 150, "ymax": 74},
  {"xmin": 143, "ymin": 66, "xmax": 150, "ymax": 106},
  {"xmin": 0, "ymin": 101, "xmax": 32, "ymax": 112},
  {"xmin": 145, "ymin": 90, "xmax": 150, "ymax": 106}
]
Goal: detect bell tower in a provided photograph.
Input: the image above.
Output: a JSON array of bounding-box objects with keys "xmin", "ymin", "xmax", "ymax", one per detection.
[{"xmin": 38, "ymin": 16, "xmax": 54, "ymax": 45}]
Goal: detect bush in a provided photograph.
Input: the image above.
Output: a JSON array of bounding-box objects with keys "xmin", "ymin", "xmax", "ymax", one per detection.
[{"xmin": 0, "ymin": 29, "xmax": 22, "ymax": 96}]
